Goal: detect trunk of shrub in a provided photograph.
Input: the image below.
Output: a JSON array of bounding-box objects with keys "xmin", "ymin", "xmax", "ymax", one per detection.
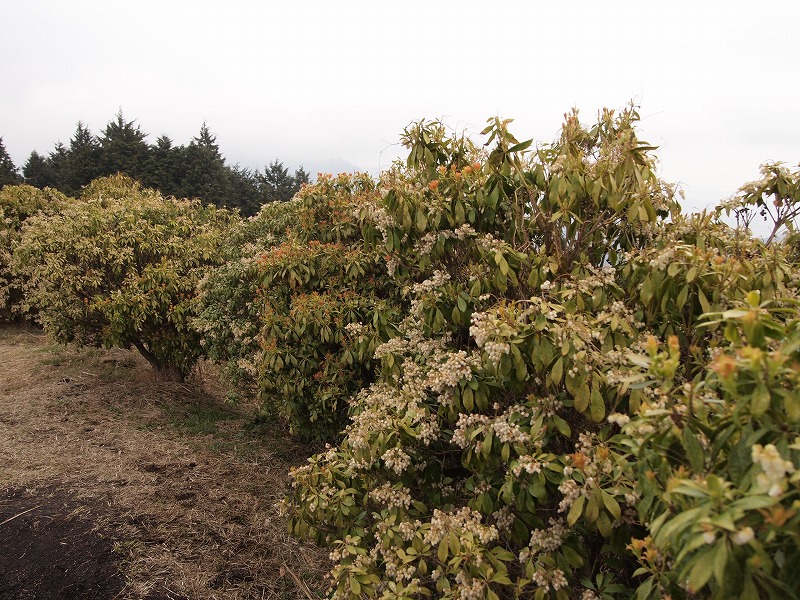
[{"xmin": 132, "ymin": 339, "xmax": 187, "ymax": 382}]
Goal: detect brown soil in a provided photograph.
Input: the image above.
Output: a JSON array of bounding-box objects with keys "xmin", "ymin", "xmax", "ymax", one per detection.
[{"xmin": 0, "ymin": 325, "xmax": 330, "ymax": 599}]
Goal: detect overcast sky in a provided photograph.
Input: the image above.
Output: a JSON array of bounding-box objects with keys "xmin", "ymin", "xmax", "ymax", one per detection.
[{"xmin": 1, "ymin": 1, "xmax": 798, "ymax": 213}]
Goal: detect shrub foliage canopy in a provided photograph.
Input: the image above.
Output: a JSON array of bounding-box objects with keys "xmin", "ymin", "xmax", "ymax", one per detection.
[
  {"xmin": 274, "ymin": 109, "xmax": 800, "ymax": 599},
  {"xmin": 4, "ymin": 106, "xmax": 799, "ymax": 599},
  {"xmin": 14, "ymin": 174, "xmax": 238, "ymax": 380}
]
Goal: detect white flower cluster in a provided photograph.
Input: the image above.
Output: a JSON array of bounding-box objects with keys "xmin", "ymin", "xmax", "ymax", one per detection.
[
  {"xmin": 491, "ymin": 506, "xmax": 515, "ymax": 532},
  {"xmin": 347, "ymin": 383, "xmax": 403, "ymax": 455},
  {"xmin": 476, "ymin": 232, "xmax": 507, "ymax": 253},
  {"xmin": 752, "ymin": 443, "xmax": 795, "ymax": 497},
  {"xmin": 527, "ymin": 518, "xmax": 566, "ymax": 554},
  {"xmin": 607, "ymin": 413, "xmax": 630, "ymax": 426},
  {"xmin": 531, "ymin": 567, "xmax": 568, "ymax": 591},
  {"xmin": 731, "ymin": 526, "xmax": 755, "ymax": 546},
  {"xmin": 452, "ymin": 413, "xmax": 490, "ymax": 449},
  {"xmin": 453, "ymin": 223, "xmax": 476, "ymax": 240},
  {"xmin": 454, "ymin": 573, "xmax": 486, "ymax": 600},
  {"xmin": 382, "ymin": 446, "xmax": 412, "ymax": 474},
  {"xmin": 511, "ymin": 455, "xmax": 548, "ymax": 477},
  {"xmin": 415, "ymin": 231, "xmax": 439, "ymax": 255},
  {"xmin": 369, "ymin": 483, "xmax": 412, "ymax": 509},
  {"xmin": 328, "ymin": 534, "xmax": 364, "ymax": 563},
  {"xmin": 411, "ymin": 269, "xmax": 451, "ymax": 295},
  {"xmin": 425, "ymin": 350, "xmax": 477, "ymax": 392},
  {"xmin": 470, "ymin": 310, "xmax": 516, "ymax": 366},
  {"xmin": 452, "ymin": 405, "xmax": 536, "ymax": 450},
  {"xmin": 558, "ymin": 265, "xmax": 617, "ymax": 298},
  {"xmin": 417, "ymin": 417, "xmax": 441, "ymax": 446},
  {"xmin": 360, "ymin": 202, "xmax": 395, "ymax": 243},
  {"xmin": 423, "ymin": 507, "xmax": 499, "ymax": 547},
  {"xmin": 557, "ymin": 478, "xmax": 582, "ymax": 513},
  {"xmin": 344, "ymin": 321, "xmax": 368, "ymax": 336},
  {"xmin": 491, "ymin": 417, "xmax": 530, "ymax": 445},
  {"xmin": 647, "ymin": 246, "xmax": 678, "ymax": 271},
  {"xmin": 530, "ymin": 394, "xmax": 562, "ymax": 419}
]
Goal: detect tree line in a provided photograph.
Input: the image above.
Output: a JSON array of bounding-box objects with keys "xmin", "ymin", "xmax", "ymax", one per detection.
[{"xmin": 0, "ymin": 113, "xmax": 309, "ymax": 216}]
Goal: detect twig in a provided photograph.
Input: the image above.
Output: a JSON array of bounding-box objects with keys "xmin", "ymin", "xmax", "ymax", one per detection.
[
  {"xmin": 0, "ymin": 505, "xmax": 42, "ymax": 527},
  {"xmin": 282, "ymin": 562, "xmax": 316, "ymax": 600}
]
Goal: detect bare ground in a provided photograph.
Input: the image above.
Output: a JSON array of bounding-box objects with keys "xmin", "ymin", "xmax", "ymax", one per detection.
[{"xmin": 0, "ymin": 325, "xmax": 330, "ymax": 599}]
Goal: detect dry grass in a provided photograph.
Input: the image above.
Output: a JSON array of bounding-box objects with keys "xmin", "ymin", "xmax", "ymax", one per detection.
[{"xmin": 0, "ymin": 324, "xmax": 331, "ymax": 599}]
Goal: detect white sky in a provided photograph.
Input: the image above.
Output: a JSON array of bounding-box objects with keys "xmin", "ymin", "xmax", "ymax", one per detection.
[{"xmin": 1, "ymin": 0, "xmax": 798, "ymax": 213}]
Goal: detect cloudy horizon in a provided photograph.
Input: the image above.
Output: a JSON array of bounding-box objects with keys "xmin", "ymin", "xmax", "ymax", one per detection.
[{"xmin": 2, "ymin": 0, "xmax": 798, "ymax": 213}]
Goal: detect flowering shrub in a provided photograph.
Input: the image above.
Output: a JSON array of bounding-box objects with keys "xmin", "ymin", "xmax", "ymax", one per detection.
[
  {"xmin": 717, "ymin": 161, "xmax": 800, "ymax": 246},
  {"xmin": 0, "ymin": 184, "xmax": 69, "ymax": 320},
  {"xmin": 14, "ymin": 174, "xmax": 238, "ymax": 380},
  {"xmin": 625, "ymin": 293, "xmax": 800, "ymax": 598},
  {"xmin": 282, "ymin": 109, "xmax": 800, "ymax": 599},
  {"xmin": 196, "ymin": 173, "xmax": 402, "ymax": 440},
  {"xmin": 193, "ymin": 197, "xmax": 302, "ymax": 394}
]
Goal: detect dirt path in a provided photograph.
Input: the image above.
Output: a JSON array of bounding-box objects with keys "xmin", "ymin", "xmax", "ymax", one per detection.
[{"xmin": 0, "ymin": 325, "xmax": 329, "ymax": 599}]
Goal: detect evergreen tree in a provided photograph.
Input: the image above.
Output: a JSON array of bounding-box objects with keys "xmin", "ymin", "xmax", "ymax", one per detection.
[
  {"xmin": 47, "ymin": 142, "xmax": 69, "ymax": 191},
  {"xmin": 227, "ymin": 164, "xmax": 262, "ymax": 216},
  {"xmin": 260, "ymin": 159, "xmax": 295, "ymax": 202},
  {"xmin": 194, "ymin": 121, "xmax": 220, "ymax": 155},
  {"xmin": 62, "ymin": 122, "xmax": 101, "ymax": 196},
  {"xmin": 294, "ymin": 166, "xmax": 311, "ymax": 190},
  {"xmin": 0, "ymin": 137, "xmax": 21, "ymax": 188},
  {"xmin": 178, "ymin": 122, "xmax": 232, "ymax": 208},
  {"xmin": 143, "ymin": 135, "xmax": 182, "ymax": 197},
  {"xmin": 99, "ymin": 111, "xmax": 150, "ymax": 181},
  {"xmin": 23, "ymin": 150, "xmax": 58, "ymax": 188}
]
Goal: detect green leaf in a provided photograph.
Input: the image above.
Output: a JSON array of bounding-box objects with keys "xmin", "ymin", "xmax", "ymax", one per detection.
[
  {"xmin": 713, "ymin": 540, "xmax": 728, "ymax": 587},
  {"xmin": 462, "ymin": 387, "xmax": 474, "ymax": 412},
  {"xmin": 698, "ymin": 288, "xmax": 712, "ymax": 314},
  {"xmin": 590, "ymin": 386, "xmax": 605, "ymax": 422},
  {"xmin": 677, "ymin": 285, "xmax": 689, "ymax": 309},
  {"xmin": 415, "ymin": 208, "xmax": 427, "ymax": 232},
  {"xmin": 561, "ymin": 545, "xmax": 584, "ymax": 568},
  {"xmin": 552, "ymin": 414, "xmax": 571, "ymax": 437},
  {"xmin": 682, "ymin": 428, "xmax": 705, "ymax": 472},
  {"xmin": 596, "ymin": 511, "xmax": 612, "ymax": 537},
  {"xmin": 438, "ymin": 538, "xmax": 449, "ymax": 563},
  {"xmin": 550, "ymin": 357, "xmax": 564, "ymax": 385},
  {"xmin": 574, "ymin": 382, "xmax": 590, "ymax": 413},
  {"xmin": 509, "ymin": 139, "xmax": 533, "ymax": 152},
  {"xmin": 567, "ymin": 494, "xmax": 585, "ymax": 526},
  {"xmin": 601, "ymin": 489, "xmax": 622, "ymax": 521},
  {"xmin": 687, "ymin": 547, "xmax": 714, "ymax": 592},
  {"xmin": 585, "ymin": 492, "xmax": 600, "ymax": 523},
  {"xmin": 640, "ymin": 275, "xmax": 654, "ymax": 304}
]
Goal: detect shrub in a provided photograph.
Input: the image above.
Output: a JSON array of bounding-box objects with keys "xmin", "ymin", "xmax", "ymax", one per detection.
[
  {"xmin": 0, "ymin": 184, "xmax": 69, "ymax": 321},
  {"xmin": 14, "ymin": 174, "xmax": 238, "ymax": 380},
  {"xmin": 282, "ymin": 109, "xmax": 800, "ymax": 599},
  {"xmin": 196, "ymin": 173, "xmax": 402, "ymax": 440},
  {"xmin": 194, "ymin": 197, "xmax": 303, "ymax": 394}
]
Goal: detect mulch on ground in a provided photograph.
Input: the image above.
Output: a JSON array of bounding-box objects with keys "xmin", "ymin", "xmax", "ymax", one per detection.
[{"xmin": 0, "ymin": 325, "xmax": 329, "ymax": 599}]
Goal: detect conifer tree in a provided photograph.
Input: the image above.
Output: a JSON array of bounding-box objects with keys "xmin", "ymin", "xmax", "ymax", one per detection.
[
  {"xmin": 62, "ymin": 122, "xmax": 101, "ymax": 195},
  {"xmin": 260, "ymin": 159, "xmax": 295, "ymax": 202},
  {"xmin": 0, "ymin": 137, "xmax": 21, "ymax": 188},
  {"xmin": 179, "ymin": 122, "xmax": 232, "ymax": 208},
  {"xmin": 22, "ymin": 151, "xmax": 58, "ymax": 188},
  {"xmin": 99, "ymin": 111, "xmax": 150, "ymax": 181},
  {"xmin": 143, "ymin": 135, "xmax": 182, "ymax": 197}
]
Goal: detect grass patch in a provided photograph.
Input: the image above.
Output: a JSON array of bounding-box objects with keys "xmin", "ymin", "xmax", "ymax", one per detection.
[{"xmin": 161, "ymin": 402, "xmax": 237, "ymax": 437}]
